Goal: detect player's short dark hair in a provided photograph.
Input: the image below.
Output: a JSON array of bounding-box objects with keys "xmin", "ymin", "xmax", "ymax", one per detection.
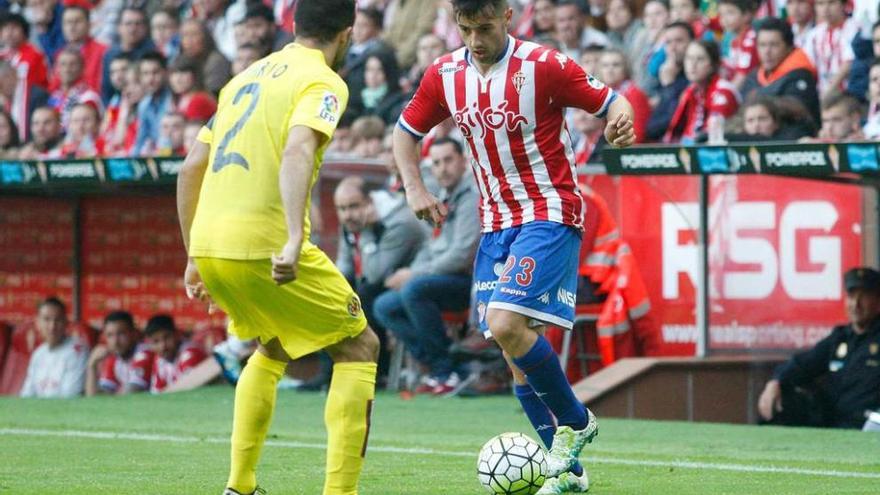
[
  {"xmin": 0, "ymin": 12, "xmax": 30, "ymax": 38},
  {"xmin": 294, "ymin": 0, "xmax": 356, "ymax": 44},
  {"xmin": 665, "ymin": 21, "xmax": 695, "ymax": 40},
  {"xmin": 38, "ymin": 296, "xmax": 66, "ymax": 314},
  {"xmin": 717, "ymin": 0, "xmax": 756, "ymax": 12},
  {"xmin": 144, "ymin": 314, "xmax": 176, "ymax": 336},
  {"xmin": 430, "ymin": 137, "xmax": 464, "ymax": 155},
  {"xmin": 357, "ymin": 7, "xmax": 384, "ymax": 30},
  {"xmin": 451, "ymin": 0, "xmax": 509, "ymax": 19},
  {"xmin": 139, "ymin": 50, "xmax": 167, "ymax": 70},
  {"xmin": 754, "ymin": 16, "xmax": 794, "ymax": 47},
  {"xmin": 104, "ymin": 311, "xmax": 135, "ymax": 330}
]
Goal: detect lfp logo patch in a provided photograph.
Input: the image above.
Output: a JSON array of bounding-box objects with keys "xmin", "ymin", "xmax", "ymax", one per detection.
[{"xmin": 319, "ymin": 92, "xmax": 340, "ymax": 123}]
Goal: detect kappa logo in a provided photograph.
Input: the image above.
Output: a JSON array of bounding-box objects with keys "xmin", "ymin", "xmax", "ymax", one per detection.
[
  {"xmin": 438, "ymin": 64, "xmax": 465, "ymax": 75},
  {"xmin": 512, "ymin": 71, "xmax": 527, "ymax": 94},
  {"xmin": 554, "ymin": 52, "xmax": 568, "ymax": 69}
]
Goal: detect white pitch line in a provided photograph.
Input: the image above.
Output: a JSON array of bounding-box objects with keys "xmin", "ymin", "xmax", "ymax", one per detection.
[{"xmin": 2, "ymin": 427, "xmax": 879, "ymax": 480}]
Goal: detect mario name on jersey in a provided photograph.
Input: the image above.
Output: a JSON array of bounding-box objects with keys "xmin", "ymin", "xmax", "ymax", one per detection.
[{"xmin": 453, "ymin": 100, "xmax": 528, "ymax": 139}]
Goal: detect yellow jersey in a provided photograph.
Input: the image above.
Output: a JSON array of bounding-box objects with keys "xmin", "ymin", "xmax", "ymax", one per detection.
[{"xmin": 189, "ymin": 43, "xmax": 348, "ymax": 259}]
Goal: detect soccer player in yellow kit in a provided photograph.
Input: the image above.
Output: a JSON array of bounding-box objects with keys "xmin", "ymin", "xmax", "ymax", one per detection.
[{"xmin": 175, "ymin": 1, "xmax": 379, "ymax": 494}]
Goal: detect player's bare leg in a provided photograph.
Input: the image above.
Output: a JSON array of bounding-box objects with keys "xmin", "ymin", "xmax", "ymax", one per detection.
[
  {"xmin": 322, "ymin": 326, "xmax": 380, "ymax": 495},
  {"xmin": 226, "ymin": 338, "xmax": 290, "ymax": 495},
  {"xmin": 488, "ymin": 309, "xmax": 598, "ymax": 478}
]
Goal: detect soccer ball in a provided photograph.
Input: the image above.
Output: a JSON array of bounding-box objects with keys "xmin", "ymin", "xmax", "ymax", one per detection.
[{"xmin": 477, "ymin": 432, "xmax": 547, "ymax": 495}]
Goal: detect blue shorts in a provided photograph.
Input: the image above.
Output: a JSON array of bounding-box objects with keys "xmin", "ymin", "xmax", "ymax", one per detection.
[{"xmin": 473, "ymin": 221, "xmax": 581, "ymax": 336}]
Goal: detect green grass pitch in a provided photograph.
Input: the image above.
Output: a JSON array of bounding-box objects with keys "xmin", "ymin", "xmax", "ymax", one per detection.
[{"xmin": 1, "ymin": 387, "xmax": 878, "ymax": 494}]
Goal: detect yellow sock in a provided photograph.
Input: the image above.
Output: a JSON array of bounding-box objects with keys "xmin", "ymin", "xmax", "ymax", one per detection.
[
  {"xmin": 227, "ymin": 351, "xmax": 286, "ymax": 494},
  {"xmin": 323, "ymin": 362, "xmax": 377, "ymax": 495}
]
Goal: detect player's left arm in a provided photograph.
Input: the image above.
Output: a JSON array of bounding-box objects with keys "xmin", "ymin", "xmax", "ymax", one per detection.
[
  {"xmin": 603, "ymin": 96, "xmax": 636, "ymax": 148},
  {"xmin": 549, "ymin": 52, "xmax": 636, "ymax": 148}
]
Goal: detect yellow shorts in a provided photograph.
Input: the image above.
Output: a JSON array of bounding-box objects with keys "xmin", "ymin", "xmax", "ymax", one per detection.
[{"xmin": 195, "ymin": 243, "xmax": 367, "ymax": 360}]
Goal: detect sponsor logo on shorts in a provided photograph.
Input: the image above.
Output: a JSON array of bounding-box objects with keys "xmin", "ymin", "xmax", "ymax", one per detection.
[
  {"xmin": 477, "ymin": 302, "xmax": 487, "ymax": 322},
  {"xmin": 347, "ymin": 295, "xmax": 362, "ymax": 317},
  {"xmin": 557, "ymin": 288, "xmax": 576, "ymax": 308},
  {"xmin": 500, "ymin": 286, "xmax": 528, "ymax": 297},
  {"xmin": 474, "ymin": 280, "xmax": 498, "ymax": 292}
]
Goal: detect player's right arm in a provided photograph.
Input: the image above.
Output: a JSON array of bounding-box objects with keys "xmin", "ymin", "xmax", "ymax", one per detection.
[
  {"xmin": 176, "ymin": 121, "xmax": 215, "ymax": 308},
  {"xmin": 394, "ymin": 59, "xmax": 451, "ymax": 226}
]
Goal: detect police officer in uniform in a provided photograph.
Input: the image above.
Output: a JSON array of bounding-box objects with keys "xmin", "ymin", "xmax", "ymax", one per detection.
[{"xmin": 758, "ymin": 267, "xmax": 880, "ymax": 429}]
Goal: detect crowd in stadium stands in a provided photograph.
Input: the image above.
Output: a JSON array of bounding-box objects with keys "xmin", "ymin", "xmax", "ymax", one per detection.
[
  {"xmin": 4, "ymin": 0, "xmax": 880, "ymax": 406},
  {"xmin": 0, "ymin": 0, "xmax": 873, "ymax": 162},
  {"xmin": 19, "ymin": 297, "xmax": 206, "ymax": 397}
]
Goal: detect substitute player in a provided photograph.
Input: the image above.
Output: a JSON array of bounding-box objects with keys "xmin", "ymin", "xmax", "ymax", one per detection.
[
  {"xmin": 176, "ymin": 1, "xmax": 379, "ymax": 494},
  {"xmin": 392, "ymin": 0, "xmax": 635, "ymax": 493}
]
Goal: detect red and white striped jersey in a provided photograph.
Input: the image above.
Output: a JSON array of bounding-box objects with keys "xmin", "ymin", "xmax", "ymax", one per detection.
[
  {"xmin": 399, "ymin": 35, "xmax": 617, "ymax": 233},
  {"xmin": 803, "ymin": 19, "xmax": 858, "ymax": 94},
  {"xmin": 99, "ymin": 343, "xmax": 154, "ymax": 393},
  {"xmin": 148, "ymin": 340, "xmax": 206, "ymax": 394}
]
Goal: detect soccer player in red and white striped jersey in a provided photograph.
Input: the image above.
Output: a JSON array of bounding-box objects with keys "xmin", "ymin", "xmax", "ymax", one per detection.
[{"xmin": 393, "ymin": 0, "xmax": 635, "ymax": 491}]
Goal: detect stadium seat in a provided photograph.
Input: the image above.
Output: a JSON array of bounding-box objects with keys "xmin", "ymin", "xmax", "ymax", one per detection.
[{"xmin": 0, "ymin": 323, "xmax": 42, "ymax": 395}]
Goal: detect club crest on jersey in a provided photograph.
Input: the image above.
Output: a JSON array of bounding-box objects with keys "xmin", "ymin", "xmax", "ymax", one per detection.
[
  {"xmin": 453, "ymin": 100, "xmax": 528, "ymax": 139},
  {"xmin": 512, "ymin": 71, "xmax": 527, "ymax": 94},
  {"xmin": 319, "ymin": 92, "xmax": 339, "ymax": 123},
  {"xmin": 347, "ymin": 295, "xmax": 362, "ymax": 317}
]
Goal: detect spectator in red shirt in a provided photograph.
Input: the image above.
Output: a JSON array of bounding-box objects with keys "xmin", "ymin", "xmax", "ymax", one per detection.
[
  {"xmin": 100, "ymin": 61, "xmax": 141, "ymax": 156},
  {"xmin": 19, "ymin": 105, "xmax": 63, "ymax": 159},
  {"xmin": 85, "ymin": 311, "xmax": 152, "ymax": 396},
  {"xmin": 0, "ymin": 12, "xmax": 49, "ymax": 90},
  {"xmin": 717, "ymin": 0, "xmax": 757, "ymax": 90},
  {"xmin": 57, "ymin": 5, "xmax": 107, "ymax": 93},
  {"xmin": 788, "ymin": 0, "xmax": 816, "ymax": 48},
  {"xmin": 48, "ymin": 47, "xmax": 102, "ymax": 128},
  {"xmin": 168, "ymin": 57, "xmax": 217, "ymax": 123},
  {"xmin": 60, "ymin": 102, "xmax": 105, "ymax": 158},
  {"xmin": 665, "ymin": 40, "xmax": 740, "ymax": 143},
  {"xmin": 803, "ymin": 0, "xmax": 859, "ymax": 98},
  {"xmin": 598, "ymin": 48, "xmax": 652, "ymax": 143},
  {"xmin": 0, "ymin": 59, "xmax": 48, "ymax": 142},
  {"xmin": 142, "ymin": 314, "xmax": 207, "ymax": 394}
]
